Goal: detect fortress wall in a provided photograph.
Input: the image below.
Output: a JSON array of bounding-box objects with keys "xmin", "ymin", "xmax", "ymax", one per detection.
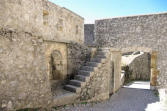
[
  {"xmin": 0, "ymin": 29, "xmax": 52, "ymax": 110},
  {"xmin": 0, "ymin": 0, "xmax": 84, "ymax": 110},
  {"xmin": 84, "ymin": 24, "xmax": 95, "ymax": 46},
  {"xmin": 95, "ymin": 12, "xmax": 167, "ymax": 86},
  {"xmin": 0, "ymin": 0, "xmax": 84, "ymax": 43}
]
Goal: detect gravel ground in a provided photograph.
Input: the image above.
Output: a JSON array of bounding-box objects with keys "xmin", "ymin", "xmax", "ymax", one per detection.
[{"xmin": 58, "ymin": 81, "xmax": 159, "ymax": 111}]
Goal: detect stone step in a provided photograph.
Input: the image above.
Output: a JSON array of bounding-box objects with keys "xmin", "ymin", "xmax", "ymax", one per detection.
[
  {"xmin": 90, "ymin": 58, "xmax": 102, "ymax": 62},
  {"xmin": 69, "ymin": 80, "xmax": 84, "ymax": 87},
  {"xmin": 79, "ymin": 70, "xmax": 92, "ymax": 76},
  {"xmin": 97, "ymin": 48, "xmax": 110, "ymax": 51},
  {"xmin": 96, "ymin": 51, "xmax": 108, "ymax": 54},
  {"xmin": 86, "ymin": 62, "xmax": 99, "ymax": 67},
  {"xmin": 75, "ymin": 75, "xmax": 90, "ymax": 82},
  {"xmin": 81, "ymin": 66, "xmax": 94, "ymax": 71},
  {"xmin": 90, "ymin": 58, "xmax": 105, "ymax": 63},
  {"xmin": 97, "ymin": 51, "xmax": 108, "ymax": 54},
  {"xmin": 64, "ymin": 85, "xmax": 81, "ymax": 93},
  {"xmin": 96, "ymin": 51, "xmax": 106, "ymax": 56},
  {"xmin": 64, "ymin": 48, "xmax": 109, "ymax": 93},
  {"xmin": 96, "ymin": 55, "xmax": 106, "ymax": 58}
]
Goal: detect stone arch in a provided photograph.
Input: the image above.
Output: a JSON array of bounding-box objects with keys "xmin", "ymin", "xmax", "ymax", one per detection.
[{"xmin": 50, "ymin": 50, "xmax": 63, "ymax": 80}]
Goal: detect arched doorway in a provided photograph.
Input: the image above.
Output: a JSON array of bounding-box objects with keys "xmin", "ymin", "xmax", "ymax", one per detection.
[{"xmin": 50, "ymin": 50, "xmax": 63, "ymax": 80}]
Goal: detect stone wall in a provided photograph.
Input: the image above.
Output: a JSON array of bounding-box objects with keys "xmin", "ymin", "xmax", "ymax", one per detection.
[
  {"xmin": 0, "ymin": 31, "xmax": 90, "ymax": 110},
  {"xmin": 67, "ymin": 42, "xmax": 91, "ymax": 77},
  {"xmin": 0, "ymin": 0, "xmax": 84, "ymax": 43},
  {"xmin": 84, "ymin": 24, "xmax": 95, "ymax": 46},
  {"xmin": 128, "ymin": 53, "xmax": 151, "ymax": 80},
  {"xmin": 95, "ymin": 12, "xmax": 167, "ymax": 86},
  {"xmin": 0, "ymin": 0, "xmax": 86, "ymax": 110},
  {"xmin": 0, "ymin": 28, "xmax": 52, "ymax": 110}
]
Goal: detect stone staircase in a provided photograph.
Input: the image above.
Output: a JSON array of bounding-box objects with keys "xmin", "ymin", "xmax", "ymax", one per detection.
[{"xmin": 64, "ymin": 48, "xmax": 109, "ymax": 93}]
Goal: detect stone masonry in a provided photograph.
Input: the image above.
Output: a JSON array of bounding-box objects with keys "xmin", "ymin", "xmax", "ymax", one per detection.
[
  {"xmin": 84, "ymin": 24, "xmax": 95, "ymax": 46},
  {"xmin": 0, "ymin": 29, "xmax": 52, "ymax": 110},
  {"xmin": 0, "ymin": 0, "xmax": 86, "ymax": 110},
  {"xmin": 94, "ymin": 12, "xmax": 167, "ymax": 87},
  {"xmin": 1, "ymin": 0, "xmax": 167, "ymax": 110},
  {"xmin": 64, "ymin": 48, "xmax": 121, "ymax": 102},
  {"xmin": 122, "ymin": 52, "xmax": 151, "ymax": 81},
  {"xmin": 79, "ymin": 48, "xmax": 111, "ymax": 102},
  {"xmin": 0, "ymin": 0, "xmax": 84, "ymax": 43},
  {"xmin": 129, "ymin": 52, "xmax": 151, "ymax": 80}
]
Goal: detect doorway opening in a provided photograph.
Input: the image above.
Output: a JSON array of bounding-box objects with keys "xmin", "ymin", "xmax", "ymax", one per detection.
[{"xmin": 121, "ymin": 49, "xmax": 158, "ymax": 89}]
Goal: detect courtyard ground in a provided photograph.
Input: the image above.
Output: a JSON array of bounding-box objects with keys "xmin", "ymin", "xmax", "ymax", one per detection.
[{"xmin": 58, "ymin": 81, "xmax": 160, "ymax": 111}]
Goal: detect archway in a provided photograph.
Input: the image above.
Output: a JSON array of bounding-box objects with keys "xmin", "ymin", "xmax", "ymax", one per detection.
[
  {"xmin": 50, "ymin": 50, "xmax": 63, "ymax": 80},
  {"xmin": 49, "ymin": 50, "xmax": 66, "ymax": 95}
]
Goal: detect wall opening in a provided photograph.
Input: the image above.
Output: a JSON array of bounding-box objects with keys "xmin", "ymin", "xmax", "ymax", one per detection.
[
  {"xmin": 121, "ymin": 50, "xmax": 152, "ymax": 88},
  {"xmin": 120, "ymin": 48, "xmax": 159, "ymax": 91}
]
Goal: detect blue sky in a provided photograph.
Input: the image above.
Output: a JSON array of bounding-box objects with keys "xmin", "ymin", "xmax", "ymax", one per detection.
[{"xmin": 48, "ymin": 0, "xmax": 167, "ymax": 24}]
